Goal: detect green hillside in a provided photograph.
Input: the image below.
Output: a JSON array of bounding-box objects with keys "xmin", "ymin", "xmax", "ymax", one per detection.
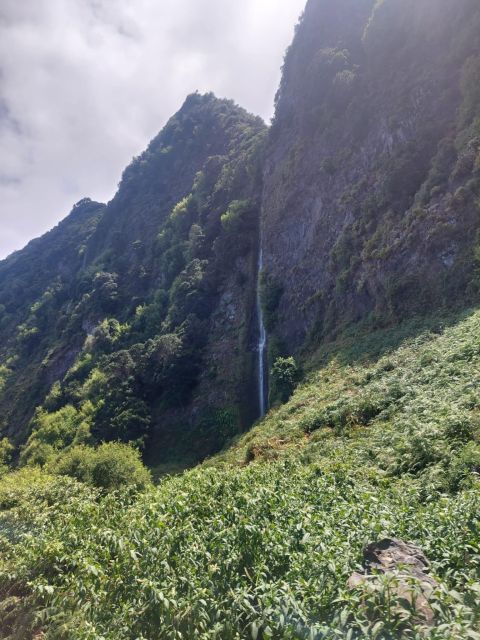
[
  {"xmin": 0, "ymin": 94, "xmax": 266, "ymax": 458},
  {"xmin": 1, "ymin": 307, "xmax": 479, "ymax": 639}
]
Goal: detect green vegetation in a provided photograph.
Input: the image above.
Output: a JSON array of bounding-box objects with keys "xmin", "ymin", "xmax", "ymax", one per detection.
[
  {"xmin": 20, "ymin": 403, "xmax": 94, "ymax": 467},
  {"xmin": 0, "ymin": 439, "xmax": 13, "ymax": 477},
  {"xmin": 50, "ymin": 442, "xmax": 151, "ymax": 491},
  {"xmin": 0, "ymin": 2, "xmax": 480, "ymax": 637},
  {"xmin": 0, "ymin": 367, "xmax": 9, "ymax": 394},
  {"xmin": 0, "ymin": 94, "xmax": 266, "ymax": 462},
  {"xmin": 0, "ymin": 307, "xmax": 479, "ymax": 638},
  {"xmin": 270, "ymin": 356, "xmax": 300, "ymax": 404},
  {"xmin": 260, "ymin": 274, "xmax": 283, "ymax": 332}
]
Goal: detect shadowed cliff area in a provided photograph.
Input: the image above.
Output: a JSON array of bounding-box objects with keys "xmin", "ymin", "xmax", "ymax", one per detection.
[{"xmin": 264, "ymin": 0, "xmax": 480, "ymax": 353}]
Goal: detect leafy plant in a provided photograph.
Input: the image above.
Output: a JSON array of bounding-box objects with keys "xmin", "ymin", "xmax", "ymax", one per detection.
[
  {"xmin": 270, "ymin": 357, "xmax": 300, "ymax": 404},
  {"xmin": 50, "ymin": 442, "xmax": 151, "ymax": 491}
]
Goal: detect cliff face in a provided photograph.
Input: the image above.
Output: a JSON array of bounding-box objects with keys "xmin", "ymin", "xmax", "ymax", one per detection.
[{"xmin": 263, "ymin": 0, "xmax": 480, "ymax": 352}]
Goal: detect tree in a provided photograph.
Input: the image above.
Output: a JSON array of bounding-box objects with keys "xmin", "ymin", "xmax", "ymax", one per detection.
[
  {"xmin": 51, "ymin": 442, "xmax": 151, "ymax": 491},
  {"xmin": 271, "ymin": 357, "xmax": 300, "ymax": 403}
]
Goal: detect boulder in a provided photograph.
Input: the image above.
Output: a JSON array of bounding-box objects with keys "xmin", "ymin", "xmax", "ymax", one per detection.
[{"xmin": 348, "ymin": 538, "xmax": 438, "ymax": 625}]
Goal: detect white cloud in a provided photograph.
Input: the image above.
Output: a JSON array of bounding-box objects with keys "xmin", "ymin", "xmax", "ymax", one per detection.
[{"xmin": 0, "ymin": 0, "xmax": 305, "ymax": 259}]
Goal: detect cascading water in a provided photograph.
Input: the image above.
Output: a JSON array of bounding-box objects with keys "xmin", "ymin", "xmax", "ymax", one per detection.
[{"xmin": 256, "ymin": 242, "xmax": 267, "ymax": 417}]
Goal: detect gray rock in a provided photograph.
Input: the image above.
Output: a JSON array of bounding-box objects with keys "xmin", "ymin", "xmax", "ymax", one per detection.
[{"xmin": 348, "ymin": 538, "xmax": 438, "ymax": 625}]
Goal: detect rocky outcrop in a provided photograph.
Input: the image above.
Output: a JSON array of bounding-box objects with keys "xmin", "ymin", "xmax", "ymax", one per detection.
[{"xmin": 348, "ymin": 538, "xmax": 437, "ymax": 624}]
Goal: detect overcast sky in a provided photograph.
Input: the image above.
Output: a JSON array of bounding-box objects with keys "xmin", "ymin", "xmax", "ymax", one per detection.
[{"xmin": 0, "ymin": 0, "xmax": 305, "ymax": 259}]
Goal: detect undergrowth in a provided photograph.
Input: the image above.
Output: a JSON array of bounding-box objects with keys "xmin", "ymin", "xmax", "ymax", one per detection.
[{"xmin": 1, "ymin": 308, "xmax": 480, "ymax": 638}]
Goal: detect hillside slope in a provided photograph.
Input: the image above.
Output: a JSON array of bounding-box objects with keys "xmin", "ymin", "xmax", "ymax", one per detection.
[
  {"xmin": 0, "ymin": 198, "xmax": 105, "ymax": 438},
  {"xmin": 0, "ymin": 306, "xmax": 479, "ymax": 638},
  {"xmin": 0, "ymin": 94, "xmax": 266, "ymax": 460}
]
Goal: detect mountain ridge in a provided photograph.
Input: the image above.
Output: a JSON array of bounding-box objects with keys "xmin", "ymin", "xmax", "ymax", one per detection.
[{"xmin": 0, "ymin": 93, "xmax": 267, "ymax": 457}]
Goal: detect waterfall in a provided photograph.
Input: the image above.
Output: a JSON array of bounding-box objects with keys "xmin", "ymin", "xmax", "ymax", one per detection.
[{"xmin": 256, "ymin": 242, "xmax": 267, "ymax": 418}]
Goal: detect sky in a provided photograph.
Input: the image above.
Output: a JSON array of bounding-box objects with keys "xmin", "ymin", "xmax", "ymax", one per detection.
[{"xmin": 0, "ymin": 0, "xmax": 305, "ymax": 260}]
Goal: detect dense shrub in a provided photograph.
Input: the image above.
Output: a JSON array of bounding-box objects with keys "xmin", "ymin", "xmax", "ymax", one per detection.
[
  {"xmin": 132, "ymin": 290, "xmax": 168, "ymax": 339},
  {"xmin": 1, "ymin": 308, "xmax": 480, "ymax": 638},
  {"xmin": 20, "ymin": 403, "xmax": 94, "ymax": 466},
  {"xmin": 0, "ymin": 366, "xmax": 10, "ymax": 393},
  {"xmin": 0, "ymin": 467, "xmax": 94, "ymax": 515},
  {"xmin": 167, "ymin": 259, "xmax": 208, "ymax": 327},
  {"xmin": 270, "ymin": 356, "xmax": 300, "ymax": 404},
  {"xmin": 50, "ymin": 442, "xmax": 151, "ymax": 491},
  {"xmin": 220, "ymin": 200, "xmax": 250, "ymax": 236},
  {"xmin": 0, "ymin": 463, "xmax": 478, "ymax": 639},
  {"xmin": 91, "ymin": 318, "xmax": 126, "ymax": 353},
  {"xmin": 0, "ymin": 438, "xmax": 13, "ymax": 477},
  {"xmin": 91, "ymin": 271, "xmax": 119, "ymax": 313},
  {"xmin": 447, "ymin": 442, "xmax": 480, "ymax": 491}
]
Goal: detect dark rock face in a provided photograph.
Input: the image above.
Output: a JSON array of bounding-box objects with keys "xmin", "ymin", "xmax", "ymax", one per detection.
[
  {"xmin": 362, "ymin": 538, "xmax": 436, "ymax": 585},
  {"xmin": 263, "ymin": 0, "xmax": 480, "ymax": 351},
  {"xmin": 348, "ymin": 538, "xmax": 437, "ymax": 624}
]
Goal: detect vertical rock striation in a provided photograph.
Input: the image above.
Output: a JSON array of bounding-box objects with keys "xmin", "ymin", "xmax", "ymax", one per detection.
[{"xmin": 263, "ymin": 0, "xmax": 480, "ymax": 352}]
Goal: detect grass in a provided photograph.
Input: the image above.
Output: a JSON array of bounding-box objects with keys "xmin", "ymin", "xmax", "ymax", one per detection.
[
  {"xmin": 214, "ymin": 307, "xmax": 480, "ymax": 483},
  {"xmin": 1, "ymin": 307, "xmax": 480, "ymax": 638}
]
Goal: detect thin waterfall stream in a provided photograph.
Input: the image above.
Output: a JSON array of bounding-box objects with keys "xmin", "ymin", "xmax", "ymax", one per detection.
[{"xmin": 256, "ymin": 242, "xmax": 267, "ymax": 417}]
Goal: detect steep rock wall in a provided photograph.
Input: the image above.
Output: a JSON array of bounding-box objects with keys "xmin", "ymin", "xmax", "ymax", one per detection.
[{"xmin": 263, "ymin": 0, "xmax": 480, "ymax": 352}]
